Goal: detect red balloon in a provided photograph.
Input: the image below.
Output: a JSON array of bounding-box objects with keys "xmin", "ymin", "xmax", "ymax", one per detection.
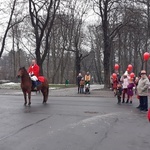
[
  {"xmin": 128, "ymin": 64, "xmax": 133, "ymax": 71},
  {"xmin": 130, "ymin": 72, "xmax": 135, "ymax": 78},
  {"xmin": 112, "ymin": 73, "xmax": 117, "ymax": 79},
  {"xmin": 143, "ymin": 52, "xmax": 150, "ymax": 61},
  {"xmin": 114, "ymin": 64, "xmax": 119, "ymax": 70}
]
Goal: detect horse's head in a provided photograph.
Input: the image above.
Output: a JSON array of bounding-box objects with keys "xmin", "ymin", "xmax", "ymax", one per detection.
[{"xmin": 17, "ymin": 67, "xmax": 27, "ymax": 78}]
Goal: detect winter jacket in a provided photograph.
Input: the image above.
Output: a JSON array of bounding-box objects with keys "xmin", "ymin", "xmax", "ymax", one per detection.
[
  {"xmin": 77, "ymin": 76, "xmax": 82, "ymax": 85},
  {"xmin": 80, "ymin": 80, "xmax": 85, "ymax": 87},
  {"xmin": 85, "ymin": 75, "xmax": 91, "ymax": 81},
  {"xmin": 121, "ymin": 77, "xmax": 129, "ymax": 89},
  {"xmin": 127, "ymin": 82, "xmax": 134, "ymax": 96},
  {"xmin": 137, "ymin": 77, "xmax": 150, "ymax": 96},
  {"xmin": 28, "ymin": 64, "xmax": 40, "ymax": 78},
  {"xmin": 113, "ymin": 79, "xmax": 118, "ymax": 89},
  {"xmin": 116, "ymin": 87, "xmax": 122, "ymax": 96}
]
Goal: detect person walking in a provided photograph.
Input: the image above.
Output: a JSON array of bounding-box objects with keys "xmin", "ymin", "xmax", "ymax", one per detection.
[
  {"xmin": 120, "ymin": 72, "xmax": 129, "ymax": 103},
  {"xmin": 137, "ymin": 70, "xmax": 150, "ymax": 111}
]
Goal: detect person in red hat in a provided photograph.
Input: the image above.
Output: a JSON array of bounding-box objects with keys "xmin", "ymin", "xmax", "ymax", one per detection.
[{"xmin": 28, "ymin": 59, "xmax": 40, "ymax": 90}]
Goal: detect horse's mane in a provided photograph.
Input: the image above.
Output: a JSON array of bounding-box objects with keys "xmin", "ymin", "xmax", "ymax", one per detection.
[{"xmin": 20, "ymin": 67, "xmax": 29, "ymax": 75}]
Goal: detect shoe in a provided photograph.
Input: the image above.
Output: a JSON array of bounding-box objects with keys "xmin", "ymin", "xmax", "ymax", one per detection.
[
  {"xmin": 126, "ymin": 99, "xmax": 129, "ymax": 103},
  {"xmin": 136, "ymin": 105, "xmax": 140, "ymax": 109},
  {"xmin": 141, "ymin": 109, "xmax": 148, "ymax": 113},
  {"xmin": 34, "ymin": 87, "xmax": 37, "ymax": 90},
  {"xmin": 122, "ymin": 100, "xmax": 125, "ymax": 103},
  {"xmin": 117, "ymin": 100, "xmax": 121, "ymax": 104},
  {"xmin": 140, "ymin": 108, "xmax": 144, "ymax": 111},
  {"xmin": 144, "ymin": 109, "xmax": 148, "ymax": 112},
  {"xmin": 130, "ymin": 101, "xmax": 132, "ymax": 104}
]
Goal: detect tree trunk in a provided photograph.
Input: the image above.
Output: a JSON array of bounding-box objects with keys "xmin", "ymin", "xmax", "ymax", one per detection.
[
  {"xmin": 76, "ymin": 52, "xmax": 81, "ymax": 78},
  {"xmin": 0, "ymin": 0, "xmax": 17, "ymax": 57},
  {"xmin": 103, "ymin": 38, "xmax": 111, "ymax": 88}
]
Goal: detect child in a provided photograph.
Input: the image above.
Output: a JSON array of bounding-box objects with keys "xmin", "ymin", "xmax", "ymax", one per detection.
[
  {"xmin": 120, "ymin": 73, "xmax": 129, "ymax": 103},
  {"xmin": 116, "ymin": 83, "xmax": 122, "ymax": 104},
  {"xmin": 113, "ymin": 78, "xmax": 118, "ymax": 96},
  {"xmin": 127, "ymin": 78, "xmax": 134, "ymax": 103},
  {"xmin": 80, "ymin": 78, "xmax": 85, "ymax": 94}
]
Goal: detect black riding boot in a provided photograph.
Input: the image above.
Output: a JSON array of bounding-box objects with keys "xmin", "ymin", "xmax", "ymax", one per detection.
[{"xmin": 126, "ymin": 99, "xmax": 129, "ymax": 103}]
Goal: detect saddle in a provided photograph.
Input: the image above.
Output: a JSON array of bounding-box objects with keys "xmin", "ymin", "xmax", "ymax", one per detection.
[
  {"xmin": 38, "ymin": 76, "xmax": 45, "ymax": 82},
  {"xmin": 31, "ymin": 76, "xmax": 45, "ymax": 91}
]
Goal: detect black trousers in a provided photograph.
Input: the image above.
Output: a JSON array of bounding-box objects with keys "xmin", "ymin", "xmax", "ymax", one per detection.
[
  {"xmin": 32, "ymin": 80, "xmax": 39, "ymax": 88},
  {"xmin": 139, "ymin": 96, "xmax": 148, "ymax": 110}
]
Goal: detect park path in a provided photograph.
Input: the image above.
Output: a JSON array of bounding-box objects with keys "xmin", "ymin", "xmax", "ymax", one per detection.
[{"xmin": 0, "ymin": 84, "xmax": 114, "ymax": 97}]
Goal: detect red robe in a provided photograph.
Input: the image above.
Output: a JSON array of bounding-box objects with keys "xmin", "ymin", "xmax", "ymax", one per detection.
[
  {"xmin": 28, "ymin": 64, "xmax": 40, "ymax": 78},
  {"xmin": 113, "ymin": 79, "xmax": 118, "ymax": 89}
]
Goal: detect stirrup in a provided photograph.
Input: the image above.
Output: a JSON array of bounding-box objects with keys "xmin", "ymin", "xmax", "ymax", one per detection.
[{"xmin": 31, "ymin": 87, "xmax": 37, "ymax": 91}]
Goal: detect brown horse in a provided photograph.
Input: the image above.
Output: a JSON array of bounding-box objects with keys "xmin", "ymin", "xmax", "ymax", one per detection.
[{"xmin": 17, "ymin": 67, "xmax": 49, "ymax": 106}]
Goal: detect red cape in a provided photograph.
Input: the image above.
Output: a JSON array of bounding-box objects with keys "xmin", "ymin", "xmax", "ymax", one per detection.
[{"xmin": 38, "ymin": 76, "xmax": 45, "ymax": 82}]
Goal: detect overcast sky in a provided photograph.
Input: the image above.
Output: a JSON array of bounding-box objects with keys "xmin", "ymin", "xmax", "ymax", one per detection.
[{"xmin": 0, "ymin": 0, "xmax": 98, "ymax": 56}]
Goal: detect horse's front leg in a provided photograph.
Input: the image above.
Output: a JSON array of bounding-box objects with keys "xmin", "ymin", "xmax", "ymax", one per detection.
[
  {"xmin": 23, "ymin": 92, "xmax": 27, "ymax": 106},
  {"xmin": 28, "ymin": 92, "xmax": 31, "ymax": 106}
]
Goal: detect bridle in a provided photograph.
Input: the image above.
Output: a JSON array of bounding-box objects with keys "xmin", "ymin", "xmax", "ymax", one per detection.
[{"xmin": 17, "ymin": 68, "xmax": 25, "ymax": 78}]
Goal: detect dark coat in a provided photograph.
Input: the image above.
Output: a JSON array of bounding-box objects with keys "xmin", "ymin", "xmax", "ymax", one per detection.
[
  {"xmin": 77, "ymin": 76, "xmax": 82, "ymax": 85},
  {"xmin": 127, "ymin": 83, "xmax": 134, "ymax": 96}
]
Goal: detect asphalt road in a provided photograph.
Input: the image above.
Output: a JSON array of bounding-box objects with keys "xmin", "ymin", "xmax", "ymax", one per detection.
[{"xmin": 0, "ymin": 88, "xmax": 150, "ymax": 150}]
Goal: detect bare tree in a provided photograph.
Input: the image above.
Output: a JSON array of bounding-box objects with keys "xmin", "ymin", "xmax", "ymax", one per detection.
[
  {"xmin": 29, "ymin": 0, "xmax": 60, "ymax": 75},
  {"xmin": 0, "ymin": 0, "xmax": 27, "ymax": 58},
  {"xmin": 58, "ymin": 0, "xmax": 91, "ymax": 79},
  {"xmin": 0, "ymin": 0, "xmax": 17, "ymax": 57},
  {"xmin": 88, "ymin": 25, "xmax": 104, "ymax": 84},
  {"xmin": 93, "ymin": 0, "xmax": 127, "ymax": 88}
]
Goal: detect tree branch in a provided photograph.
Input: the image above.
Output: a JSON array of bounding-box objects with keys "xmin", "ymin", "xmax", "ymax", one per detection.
[{"xmin": 0, "ymin": 0, "xmax": 17, "ymax": 57}]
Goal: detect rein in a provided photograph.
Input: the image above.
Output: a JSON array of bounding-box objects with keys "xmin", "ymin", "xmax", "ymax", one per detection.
[{"xmin": 20, "ymin": 68, "xmax": 31, "ymax": 83}]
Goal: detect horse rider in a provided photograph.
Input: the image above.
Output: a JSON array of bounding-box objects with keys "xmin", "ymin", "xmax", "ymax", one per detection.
[{"xmin": 28, "ymin": 59, "xmax": 40, "ymax": 90}]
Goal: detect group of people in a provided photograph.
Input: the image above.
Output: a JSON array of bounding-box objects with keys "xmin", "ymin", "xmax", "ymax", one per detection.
[
  {"xmin": 28, "ymin": 60, "xmax": 92, "ymax": 94},
  {"xmin": 77, "ymin": 72, "xmax": 91, "ymax": 94},
  {"xmin": 111, "ymin": 70, "xmax": 149, "ymax": 112},
  {"xmin": 27, "ymin": 60, "xmax": 150, "ymax": 112}
]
